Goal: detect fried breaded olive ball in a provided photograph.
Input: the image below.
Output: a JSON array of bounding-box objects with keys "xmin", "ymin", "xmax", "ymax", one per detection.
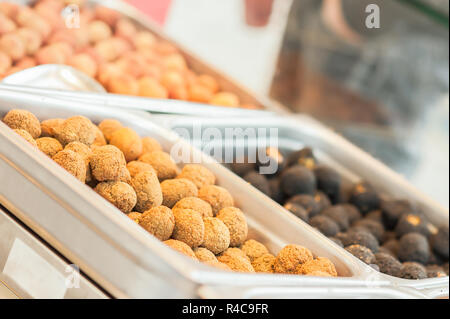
[
  {"xmin": 321, "ymin": 205, "xmax": 350, "ymax": 232},
  {"xmin": 90, "ymin": 145, "xmax": 129, "ymax": 182},
  {"xmin": 297, "ymin": 257, "xmax": 338, "ymax": 277},
  {"xmin": 216, "ymin": 207, "xmax": 248, "ymax": 247},
  {"xmin": 172, "ymin": 208, "xmax": 205, "ymax": 248},
  {"xmin": 65, "ymin": 141, "xmax": 92, "ymax": 180},
  {"xmin": 374, "ymin": 252, "xmax": 402, "ymax": 277},
  {"xmin": 309, "ymin": 215, "xmax": 339, "ymax": 237},
  {"xmin": 127, "ymin": 212, "xmax": 142, "ymax": 224},
  {"xmin": 202, "ymin": 217, "xmax": 230, "ymax": 254},
  {"xmin": 126, "ymin": 160, "xmax": 155, "ymax": 178},
  {"xmin": 381, "ymin": 199, "xmax": 416, "ymax": 230},
  {"xmin": 194, "ymin": 247, "xmax": 217, "ymax": 263},
  {"xmin": 240, "ymin": 239, "xmax": 269, "ymax": 262},
  {"xmin": 98, "ymin": 119, "xmax": 123, "ymax": 142},
  {"xmin": 109, "ymin": 127, "xmax": 143, "ymax": 162},
  {"xmin": 349, "ymin": 182, "xmax": 380, "ymax": 215},
  {"xmin": 341, "ymin": 203, "xmax": 362, "ymax": 224},
  {"xmin": 138, "ymin": 151, "xmax": 179, "ymax": 181},
  {"xmin": 173, "ymin": 197, "xmax": 213, "ymax": 218},
  {"xmin": 92, "ymin": 125, "xmax": 107, "ymax": 146},
  {"xmin": 273, "ymin": 244, "xmax": 314, "ymax": 274},
  {"xmin": 3, "ymin": 109, "xmax": 41, "ymax": 138},
  {"xmin": 36, "ymin": 137, "xmax": 62, "ymax": 157},
  {"xmin": 217, "ymin": 255, "xmax": 255, "ymax": 273},
  {"xmin": 161, "ymin": 178, "xmax": 198, "ymax": 208},
  {"xmin": 164, "ymin": 239, "xmax": 197, "ymax": 259},
  {"xmin": 55, "ymin": 116, "xmax": 96, "ymax": 146},
  {"xmin": 139, "ymin": 206, "xmax": 174, "ymax": 241},
  {"xmin": 398, "ymin": 233, "xmax": 430, "ymax": 264},
  {"xmin": 199, "ymin": 185, "xmax": 234, "ymax": 216},
  {"xmin": 177, "ymin": 164, "xmax": 216, "ymax": 190},
  {"xmin": 94, "ymin": 181, "xmax": 137, "ymax": 213},
  {"xmin": 345, "ymin": 245, "xmax": 376, "ymax": 265},
  {"xmin": 40, "ymin": 118, "xmax": 64, "ymax": 138},
  {"xmin": 52, "ymin": 149, "xmax": 86, "ymax": 182},
  {"xmin": 399, "ymin": 262, "xmax": 427, "ymax": 279},
  {"xmin": 353, "ymin": 219, "xmax": 385, "ymax": 242},
  {"xmin": 252, "ymin": 253, "xmax": 276, "ymax": 273},
  {"xmin": 306, "ymin": 271, "xmax": 332, "ymax": 277},
  {"xmin": 12, "ymin": 129, "xmax": 37, "ymax": 147},
  {"xmin": 219, "ymin": 247, "xmax": 250, "ymax": 261},
  {"xmin": 204, "ymin": 260, "xmax": 232, "ymax": 271},
  {"xmin": 382, "ymin": 239, "xmax": 400, "ymax": 257},
  {"xmin": 131, "ymin": 170, "xmax": 163, "ymax": 212},
  {"xmin": 141, "ymin": 136, "xmax": 163, "ymax": 154}
]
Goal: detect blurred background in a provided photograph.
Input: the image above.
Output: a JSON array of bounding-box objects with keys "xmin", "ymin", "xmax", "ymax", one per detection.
[{"xmin": 127, "ymin": 0, "xmax": 449, "ymax": 208}]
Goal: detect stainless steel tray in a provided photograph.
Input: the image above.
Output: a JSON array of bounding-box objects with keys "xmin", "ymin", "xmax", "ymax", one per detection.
[
  {"xmin": 4, "ymin": 0, "xmax": 289, "ymax": 115},
  {"xmin": 0, "ymin": 89, "xmax": 405, "ymax": 299},
  {"xmin": 0, "ymin": 206, "xmax": 107, "ymax": 299},
  {"xmin": 151, "ymin": 114, "xmax": 450, "ymax": 299}
]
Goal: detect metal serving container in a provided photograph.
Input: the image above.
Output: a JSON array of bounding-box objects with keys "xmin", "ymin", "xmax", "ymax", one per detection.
[
  {"xmin": 150, "ymin": 114, "xmax": 450, "ymax": 299},
  {"xmin": 0, "ymin": 206, "xmax": 107, "ymax": 299},
  {"xmin": 0, "ymin": 89, "xmax": 428, "ymax": 299},
  {"xmin": 4, "ymin": 0, "xmax": 289, "ymax": 114}
]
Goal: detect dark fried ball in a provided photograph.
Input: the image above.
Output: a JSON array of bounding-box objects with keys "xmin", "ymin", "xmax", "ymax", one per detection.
[
  {"xmin": 280, "ymin": 165, "xmax": 316, "ymax": 197},
  {"xmin": 243, "ymin": 171, "xmax": 271, "ymax": 196},
  {"xmin": 399, "ymin": 262, "xmax": 427, "ymax": 280},
  {"xmin": 381, "ymin": 231, "xmax": 397, "ymax": 244},
  {"xmin": 269, "ymin": 178, "xmax": 284, "ymax": 204},
  {"xmin": 398, "ymin": 233, "xmax": 430, "ymax": 264},
  {"xmin": 340, "ymin": 203, "xmax": 362, "ymax": 224},
  {"xmin": 426, "ymin": 265, "xmax": 447, "ymax": 278},
  {"xmin": 353, "ymin": 219, "xmax": 385, "ymax": 242},
  {"xmin": 321, "ymin": 205, "xmax": 350, "ymax": 231},
  {"xmin": 313, "ymin": 165, "xmax": 341, "ymax": 204},
  {"xmin": 284, "ymin": 202, "xmax": 308, "ymax": 222},
  {"xmin": 395, "ymin": 213, "xmax": 431, "ymax": 238},
  {"xmin": 287, "ymin": 194, "xmax": 321, "ymax": 217},
  {"xmin": 374, "ymin": 252, "xmax": 402, "ymax": 277},
  {"xmin": 309, "ymin": 215, "xmax": 339, "ymax": 237},
  {"xmin": 365, "ymin": 210, "xmax": 383, "ymax": 223},
  {"xmin": 349, "ymin": 182, "xmax": 380, "ymax": 215},
  {"xmin": 430, "ymin": 225, "xmax": 449, "ymax": 261},
  {"xmin": 345, "ymin": 245, "xmax": 376, "ymax": 264},
  {"xmin": 342, "ymin": 229, "xmax": 379, "ymax": 253},
  {"xmin": 230, "ymin": 160, "xmax": 255, "ymax": 177},
  {"xmin": 381, "ymin": 199, "xmax": 416, "ymax": 230},
  {"xmin": 382, "ymin": 239, "xmax": 400, "ymax": 257},
  {"xmin": 286, "ymin": 147, "xmax": 316, "ymax": 169},
  {"xmin": 314, "ymin": 191, "xmax": 332, "ymax": 213}
]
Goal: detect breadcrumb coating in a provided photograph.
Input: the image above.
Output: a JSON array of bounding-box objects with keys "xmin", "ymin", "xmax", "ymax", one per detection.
[
  {"xmin": 138, "ymin": 151, "xmax": 179, "ymax": 181},
  {"xmin": 172, "ymin": 208, "xmax": 204, "ymax": 248},
  {"xmin": 94, "ymin": 181, "xmax": 137, "ymax": 213},
  {"xmin": 52, "ymin": 149, "xmax": 86, "ymax": 182},
  {"xmin": 297, "ymin": 257, "xmax": 338, "ymax": 277},
  {"xmin": 240, "ymin": 239, "xmax": 269, "ymax": 262},
  {"xmin": 216, "ymin": 207, "xmax": 247, "ymax": 247},
  {"xmin": 161, "ymin": 178, "xmax": 198, "ymax": 208},
  {"xmin": 202, "ymin": 217, "xmax": 230, "ymax": 254},
  {"xmin": 13, "ymin": 129, "xmax": 37, "ymax": 147},
  {"xmin": 140, "ymin": 206, "xmax": 174, "ymax": 241},
  {"xmin": 3, "ymin": 109, "xmax": 41, "ymax": 138},
  {"xmin": 173, "ymin": 197, "xmax": 213, "ymax": 218},
  {"xmin": 177, "ymin": 164, "xmax": 216, "ymax": 189},
  {"xmin": 164, "ymin": 239, "xmax": 197, "ymax": 259},
  {"xmin": 55, "ymin": 115, "xmax": 96, "ymax": 146},
  {"xmin": 36, "ymin": 137, "xmax": 62, "ymax": 157},
  {"xmin": 131, "ymin": 170, "xmax": 163, "ymax": 212},
  {"xmin": 198, "ymin": 185, "xmax": 234, "ymax": 216},
  {"xmin": 273, "ymin": 244, "xmax": 314, "ymax": 274}
]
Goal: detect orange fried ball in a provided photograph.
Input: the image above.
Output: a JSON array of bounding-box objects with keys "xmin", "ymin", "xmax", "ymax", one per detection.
[
  {"xmin": 127, "ymin": 212, "xmax": 142, "ymax": 224},
  {"xmin": 3, "ymin": 109, "xmax": 41, "ymax": 138},
  {"xmin": 172, "ymin": 208, "xmax": 205, "ymax": 248},
  {"xmin": 94, "ymin": 181, "xmax": 137, "ymax": 214},
  {"xmin": 252, "ymin": 254, "xmax": 276, "ymax": 273},
  {"xmin": 138, "ymin": 151, "xmax": 179, "ymax": 181},
  {"xmin": 98, "ymin": 119, "xmax": 123, "ymax": 142},
  {"xmin": 130, "ymin": 170, "xmax": 163, "ymax": 212},
  {"xmin": 305, "ymin": 270, "xmax": 332, "ymax": 277},
  {"xmin": 141, "ymin": 136, "xmax": 163, "ymax": 154},
  {"xmin": 139, "ymin": 206, "xmax": 175, "ymax": 241},
  {"xmin": 197, "ymin": 74, "xmax": 219, "ymax": 94},
  {"xmin": 173, "ymin": 197, "xmax": 213, "ymax": 218},
  {"xmin": 55, "ymin": 116, "xmax": 96, "ymax": 146},
  {"xmin": 65, "ymin": 141, "xmax": 92, "ymax": 182},
  {"xmin": 107, "ymin": 74, "xmax": 139, "ymax": 96},
  {"xmin": 160, "ymin": 178, "xmax": 198, "ymax": 208},
  {"xmin": 273, "ymin": 244, "xmax": 314, "ymax": 274},
  {"xmin": 164, "ymin": 239, "xmax": 197, "ymax": 259},
  {"xmin": 36, "ymin": 137, "xmax": 63, "ymax": 157},
  {"xmin": 177, "ymin": 164, "xmax": 216, "ymax": 189},
  {"xmin": 194, "ymin": 247, "xmax": 217, "ymax": 263},
  {"xmin": 133, "ymin": 31, "xmax": 156, "ymax": 50},
  {"xmin": 209, "ymin": 92, "xmax": 240, "ymax": 108},
  {"xmin": 217, "ymin": 254, "xmax": 255, "ymax": 273},
  {"xmin": 138, "ymin": 77, "xmax": 168, "ymax": 99},
  {"xmin": 40, "ymin": 118, "xmax": 64, "ymax": 138},
  {"xmin": 87, "ymin": 20, "xmax": 112, "ymax": 43},
  {"xmin": 67, "ymin": 53, "xmax": 98, "ymax": 78},
  {"xmin": 126, "ymin": 161, "xmax": 155, "ymax": 178},
  {"xmin": 202, "ymin": 217, "xmax": 230, "ymax": 254},
  {"xmin": 15, "ymin": 27, "xmax": 42, "ymax": 55},
  {"xmin": 109, "ymin": 127, "xmax": 143, "ymax": 162},
  {"xmin": 89, "ymin": 145, "xmax": 128, "ymax": 182},
  {"xmin": 13, "ymin": 129, "xmax": 37, "ymax": 147},
  {"xmin": 204, "ymin": 261, "xmax": 232, "ymax": 271},
  {"xmin": 0, "ymin": 51, "xmax": 12, "ymax": 74},
  {"xmin": 198, "ymin": 185, "xmax": 234, "ymax": 216},
  {"xmin": 297, "ymin": 257, "xmax": 337, "ymax": 277},
  {"xmin": 240, "ymin": 239, "xmax": 269, "ymax": 262},
  {"xmin": 0, "ymin": 33, "xmax": 25, "ymax": 62},
  {"xmin": 216, "ymin": 207, "xmax": 248, "ymax": 247},
  {"xmin": 220, "ymin": 247, "xmax": 250, "ymax": 261},
  {"xmin": 52, "ymin": 149, "xmax": 86, "ymax": 183}
]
